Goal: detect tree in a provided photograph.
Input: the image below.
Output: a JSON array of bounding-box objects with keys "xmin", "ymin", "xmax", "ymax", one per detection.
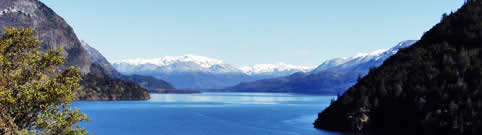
[{"xmin": 0, "ymin": 27, "xmax": 88, "ymax": 134}]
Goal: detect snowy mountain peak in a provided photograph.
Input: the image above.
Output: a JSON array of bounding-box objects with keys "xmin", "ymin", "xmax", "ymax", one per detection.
[
  {"xmin": 352, "ymin": 40, "xmax": 418, "ymax": 59},
  {"xmin": 112, "ymin": 55, "xmax": 243, "ymax": 74},
  {"xmin": 113, "ymin": 55, "xmax": 225, "ymax": 69},
  {"xmin": 311, "ymin": 40, "xmax": 418, "ymax": 74},
  {"xmin": 112, "ymin": 56, "xmax": 316, "ymax": 89},
  {"xmin": 353, "ymin": 49, "xmax": 389, "ymax": 58},
  {"xmin": 240, "ymin": 63, "xmax": 316, "ymax": 75}
]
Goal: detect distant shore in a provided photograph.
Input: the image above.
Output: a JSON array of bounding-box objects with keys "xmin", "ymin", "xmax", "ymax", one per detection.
[{"xmin": 149, "ymin": 89, "xmax": 201, "ymax": 94}]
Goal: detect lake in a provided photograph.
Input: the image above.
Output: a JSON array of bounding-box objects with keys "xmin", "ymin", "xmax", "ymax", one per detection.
[{"xmin": 71, "ymin": 92, "xmax": 344, "ymax": 135}]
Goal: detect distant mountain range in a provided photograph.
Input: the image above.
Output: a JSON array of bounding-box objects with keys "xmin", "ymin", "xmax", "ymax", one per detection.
[
  {"xmin": 112, "ymin": 40, "xmax": 415, "ymax": 92},
  {"xmin": 224, "ymin": 40, "xmax": 417, "ymax": 94},
  {"xmin": 114, "ymin": 55, "xmax": 242, "ymax": 74},
  {"xmin": 240, "ymin": 63, "xmax": 315, "ymax": 78},
  {"xmin": 112, "ymin": 55, "xmax": 315, "ymax": 89}
]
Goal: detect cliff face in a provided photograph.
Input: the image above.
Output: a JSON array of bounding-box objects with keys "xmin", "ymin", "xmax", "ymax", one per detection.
[
  {"xmin": 0, "ymin": 0, "xmax": 150, "ymax": 100},
  {"xmin": 0, "ymin": 0, "xmax": 91, "ymax": 73},
  {"xmin": 314, "ymin": 1, "xmax": 482, "ymax": 134},
  {"xmin": 81, "ymin": 40, "xmax": 122, "ymax": 78}
]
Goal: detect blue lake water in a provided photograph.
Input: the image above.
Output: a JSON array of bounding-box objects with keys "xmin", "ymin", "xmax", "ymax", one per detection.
[{"xmin": 71, "ymin": 92, "xmax": 344, "ymax": 135}]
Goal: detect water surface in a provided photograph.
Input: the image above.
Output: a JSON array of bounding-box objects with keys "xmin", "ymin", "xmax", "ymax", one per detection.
[{"xmin": 72, "ymin": 92, "xmax": 343, "ymax": 135}]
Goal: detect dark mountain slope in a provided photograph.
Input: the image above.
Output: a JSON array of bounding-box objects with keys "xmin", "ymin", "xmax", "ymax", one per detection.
[
  {"xmin": 81, "ymin": 40, "xmax": 121, "ymax": 78},
  {"xmin": 314, "ymin": 1, "xmax": 482, "ymax": 134},
  {"xmin": 0, "ymin": 0, "xmax": 149, "ymax": 100},
  {"xmin": 76, "ymin": 64, "xmax": 149, "ymax": 100},
  {"xmin": 120, "ymin": 75, "xmax": 175, "ymax": 91},
  {"xmin": 81, "ymin": 41, "xmax": 175, "ymax": 91},
  {"xmin": 224, "ymin": 72, "xmax": 358, "ymax": 94}
]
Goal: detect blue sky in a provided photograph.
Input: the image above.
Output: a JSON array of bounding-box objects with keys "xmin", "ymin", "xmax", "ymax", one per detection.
[{"xmin": 40, "ymin": 0, "xmax": 464, "ymax": 66}]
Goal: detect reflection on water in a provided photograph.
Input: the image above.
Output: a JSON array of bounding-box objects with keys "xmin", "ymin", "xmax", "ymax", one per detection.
[
  {"xmin": 72, "ymin": 92, "xmax": 342, "ymax": 135},
  {"xmin": 149, "ymin": 92, "xmax": 334, "ymax": 105}
]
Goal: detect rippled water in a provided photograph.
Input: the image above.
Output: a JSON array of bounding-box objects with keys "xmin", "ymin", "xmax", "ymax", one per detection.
[{"xmin": 71, "ymin": 92, "xmax": 344, "ymax": 135}]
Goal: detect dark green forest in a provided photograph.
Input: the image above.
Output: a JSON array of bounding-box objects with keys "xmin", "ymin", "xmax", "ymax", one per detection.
[
  {"xmin": 314, "ymin": 0, "xmax": 482, "ymax": 134},
  {"xmin": 75, "ymin": 64, "xmax": 150, "ymax": 101},
  {"xmin": 119, "ymin": 74, "xmax": 175, "ymax": 91}
]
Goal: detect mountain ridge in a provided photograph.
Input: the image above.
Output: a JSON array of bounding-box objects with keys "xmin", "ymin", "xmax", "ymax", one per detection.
[
  {"xmin": 240, "ymin": 63, "xmax": 315, "ymax": 76},
  {"xmin": 112, "ymin": 55, "xmax": 314, "ymax": 89},
  {"xmin": 311, "ymin": 40, "xmax": 417, "ymax": 74},
  {"xmin": 223, "ymin": 40, "xmax": 416, "ymax": 94},
  {"xmin": 113, "ymin": 55, "xmax": 314, "ymax": 75}
]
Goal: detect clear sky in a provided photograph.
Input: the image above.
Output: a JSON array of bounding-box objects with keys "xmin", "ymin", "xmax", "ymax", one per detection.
[{"xmin": 39, "ymin": 0, "xmax": 464, "ymax": 67}]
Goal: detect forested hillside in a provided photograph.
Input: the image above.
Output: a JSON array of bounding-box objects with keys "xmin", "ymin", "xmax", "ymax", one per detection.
[{"xmin": 314, "ymin": 1, "xmax": 482, "ymax": 134}]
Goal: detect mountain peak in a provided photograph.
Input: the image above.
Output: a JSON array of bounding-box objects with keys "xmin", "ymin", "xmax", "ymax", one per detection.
[
  {"xmin": 112, "ymin": 55, "xmax": 241, "ymax": 74},
  {"xmin": 239, "ymin": 63, "xmax": 315, "ymax": 75},
  {"xmin": 311, "ymin": 40, "xmax": 417, "ymax": 74},
  {"xmin": 114, "ymin": 55, "xmax": 225, "ymax": 68},
  {"xmin": 353, "ymin": 49, "xmax": 389, "ymax": 58}
]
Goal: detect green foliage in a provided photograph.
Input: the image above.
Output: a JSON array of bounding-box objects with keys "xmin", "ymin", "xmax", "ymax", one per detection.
[{"xmin": 0, "ymin": 27, "xmax": 88, "ymax": 135}]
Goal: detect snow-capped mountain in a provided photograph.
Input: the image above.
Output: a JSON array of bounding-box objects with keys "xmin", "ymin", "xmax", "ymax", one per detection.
[
  {"xmin": 240, "ymin": 63, "xmax": 315, "ymax": 77},
  {"xmin": 225, "ymin": 40, "xmax": 418, "ymax": 94},
  {"xmin": 311, "ymin": 40, "xmax": 417, "ymax": 74},
  {"xmin": 113, "ymin": 55, "xmax": 248, "ymax": 89},
  {"xmin": 113, "ymin": 55, "xmax": 242, "ymax": 74},
  {"xmin": 112, "ymin": 39, "xmax": 415, "ymax": 91},
  {"xmin": 112, "ymin": 55, "xmax": 314, "ymax": 89}
]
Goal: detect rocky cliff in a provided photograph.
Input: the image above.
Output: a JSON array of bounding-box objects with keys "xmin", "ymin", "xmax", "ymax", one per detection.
[{"xmin": 0, "ymin": 0, "xmax": 150, "ymax": 100}]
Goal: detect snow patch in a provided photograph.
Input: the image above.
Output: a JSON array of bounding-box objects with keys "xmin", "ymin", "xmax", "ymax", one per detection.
[
  {"xmin": 353, "ymin": 49, "xmax": 389, "ymax": 58},
  {"xmin": 240, "ymin": 63, "xmax": 315, "ymax": 75},
  {"xmin": 114, "ymin": 55, "xmax": 225, "ymax": 69},
  {"xmin": 311, "ymin": 40, "xmax": 418, "ymax": 74}
]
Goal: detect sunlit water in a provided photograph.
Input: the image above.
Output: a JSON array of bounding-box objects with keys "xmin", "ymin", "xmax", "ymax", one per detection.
[{"xmin": 71, "ymin": 92, "xmax": 344, "ymax": 135}]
